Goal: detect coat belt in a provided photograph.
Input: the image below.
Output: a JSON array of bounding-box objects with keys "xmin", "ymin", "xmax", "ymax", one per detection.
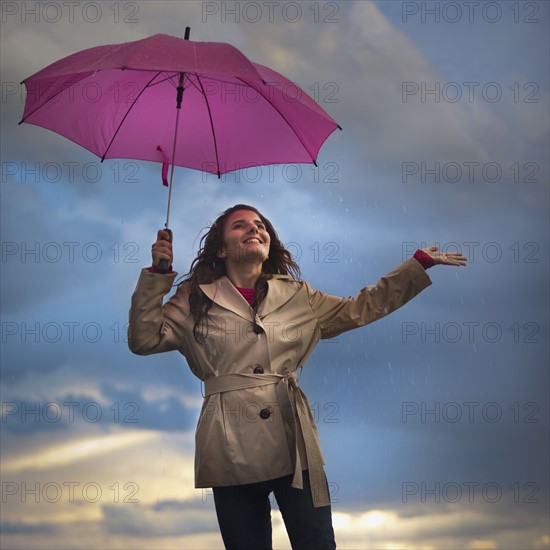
[{"xmin": 204, "ymin": 372, "xmax": 330, "ymax": 508}]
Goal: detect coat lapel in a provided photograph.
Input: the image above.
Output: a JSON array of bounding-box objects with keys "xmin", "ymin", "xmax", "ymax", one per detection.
[
  {"xmin": 199, "ymin": 276, "xmax": 252, "ymax": 321},
  {"xmin": 199, "ymin": 275, "xmax": 300, "ymax": 321},
  {"xmin": 257, "ymin": 275, "xmax": 300, "ymax": 317}
]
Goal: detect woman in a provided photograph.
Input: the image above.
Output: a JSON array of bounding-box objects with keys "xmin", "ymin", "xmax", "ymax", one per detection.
[{"xmin": 128, "ymin": 204, "xmax": 467, "ymax": 550}]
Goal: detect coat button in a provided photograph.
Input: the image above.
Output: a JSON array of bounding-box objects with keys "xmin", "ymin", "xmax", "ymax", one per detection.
[
  {"xmin": 253, "ymin": 365, "xmax": 264, "ymax": 374},
  {"xmin": 259, "ymin": 408, "xmax": 271, "ymax": 419}
]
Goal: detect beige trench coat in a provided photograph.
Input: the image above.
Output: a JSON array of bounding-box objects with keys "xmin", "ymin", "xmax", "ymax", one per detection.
[{"xmin": 128, "ymin": 256, "xmax": 432, "ymax": 507}]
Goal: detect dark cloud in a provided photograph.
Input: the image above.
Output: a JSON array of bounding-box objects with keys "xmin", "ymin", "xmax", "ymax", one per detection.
[
  {"xmin": 2, "ymin": 383, "xmax": 200, "ymax": 435},
  {"xmin": 0, "ymin": 521, "xmax": 58, "ymax": 534},
  {"xmin": 102, "ymin": 500, "xmax": 219, "ymax": 537}
]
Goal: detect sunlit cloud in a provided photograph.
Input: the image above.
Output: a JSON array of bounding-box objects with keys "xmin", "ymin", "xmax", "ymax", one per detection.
[
  {"xmin": 3, "ymin": 430, "xmax": 160, "ymax": 473},
  {"xmin": 534, "ymin": 534, "xmax": 550, "ymax": 549},
  {"xmin": 466, "ymin": 539, "xmax": 498, "ymax": 550}
]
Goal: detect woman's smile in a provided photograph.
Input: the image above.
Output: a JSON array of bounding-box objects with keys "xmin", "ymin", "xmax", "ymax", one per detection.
[{"xmin": 220, "ymin": 209, "xmax": 271, "ymax": 265}]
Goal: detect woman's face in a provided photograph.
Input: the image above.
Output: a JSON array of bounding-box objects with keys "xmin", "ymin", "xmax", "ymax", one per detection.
[{"xmin": 218, "ymin": 209, "xmax": 271, "ymax": 266}]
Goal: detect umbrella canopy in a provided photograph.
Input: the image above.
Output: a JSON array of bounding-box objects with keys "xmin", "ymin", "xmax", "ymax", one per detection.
[{"xmin": 20, "ymin": 33, "xmax": 341, "ymax": 177}]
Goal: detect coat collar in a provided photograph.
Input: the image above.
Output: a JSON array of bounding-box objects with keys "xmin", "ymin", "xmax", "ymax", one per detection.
[{"xmin": 199, "ymin": 275, "xmax": 299, "ymax": 321}]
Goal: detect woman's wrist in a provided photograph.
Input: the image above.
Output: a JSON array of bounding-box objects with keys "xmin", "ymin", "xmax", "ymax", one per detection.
[
  {"xmin": 149, "ymin": 263, "xmax": 173, "ymax": 273},
  {"xmin": 413, "ymin": 249, "xmax": 436, "ymax": 269}
]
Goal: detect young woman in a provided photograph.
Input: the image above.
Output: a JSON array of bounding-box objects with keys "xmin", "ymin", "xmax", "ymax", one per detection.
[{"xmin": 128, "ymin": 204, "xmax": 467, "ymax": 550}]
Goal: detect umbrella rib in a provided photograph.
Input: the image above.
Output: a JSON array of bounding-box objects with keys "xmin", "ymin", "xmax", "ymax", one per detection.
[
  {"xmin": 195, "ymin": 74, "xmax": 221, "ymax": 178},
  {"xmin": 101, "ymin": 71, "xmax": 163, "ymax": 160},
  {"xmin": 147, "ymin": 72, "xmax": 179, "ymax": 87},
  {"xmin": 236, "ymin": 77, "xmax": 317, "ymax": 165}
]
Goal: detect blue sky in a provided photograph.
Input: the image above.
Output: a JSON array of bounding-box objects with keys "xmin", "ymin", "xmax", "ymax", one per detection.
[{"xmin": 1, "ymin": 1, "xmax": 549, "ymax": 549}]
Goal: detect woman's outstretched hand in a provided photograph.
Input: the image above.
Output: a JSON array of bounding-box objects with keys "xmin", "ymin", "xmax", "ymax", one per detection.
[
  {"xmin": 421, "ymin": 246, "xmax": 467, "ymax": 267},
  {"xmin": 151, "ymin": 229, "xmax": 173, "ymax": 267}
]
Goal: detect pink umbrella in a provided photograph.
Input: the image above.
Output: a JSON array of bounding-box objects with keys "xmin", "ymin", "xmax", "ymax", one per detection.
[{"xmin": 20, "ymin": 29, "xmax": 341, "ymax": 270}]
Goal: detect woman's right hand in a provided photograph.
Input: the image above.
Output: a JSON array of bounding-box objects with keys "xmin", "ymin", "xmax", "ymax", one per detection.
[{"xmin": 151, "ymin": 229, "xmax": 173, "ymax": 267}]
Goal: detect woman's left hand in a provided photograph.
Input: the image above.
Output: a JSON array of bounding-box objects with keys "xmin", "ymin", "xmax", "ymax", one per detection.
[{"xmin": 421, "ymin": 246, "xmax": 468, "ymax": 266}]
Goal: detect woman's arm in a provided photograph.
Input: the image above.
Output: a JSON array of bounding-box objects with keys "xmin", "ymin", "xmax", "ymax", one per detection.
[
  {"xmin": 127, "ymin": 231, "xmax": 189, "ymax": 356},
  {"xmin": 306, "ymin": 246, "xmax": 467, "ymax": 339},
  {"xmin": 306, "ymin": 256, "xmax": 433, "ymax": 339}
]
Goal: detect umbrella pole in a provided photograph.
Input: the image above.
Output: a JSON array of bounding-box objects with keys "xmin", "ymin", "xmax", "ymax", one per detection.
[
  {"xmin": 159, "ymin": 28, "xmax": 193, "ymax": 273},
  {"xmin": 164, "ymin": 98, "xmax": 182, "ymax": 230},
  {"xmin": 164, "ymin": 27, "xmax": 190, "ymax": 230},
  {"xmin": 157, "ymin": 72, "xmax": 184, "ymax": 274},
  {"xmin": 164, "ymin": 70, "xmax": 185, "ymax": 230}
]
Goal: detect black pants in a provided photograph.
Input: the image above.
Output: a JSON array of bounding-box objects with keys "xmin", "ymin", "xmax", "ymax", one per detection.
[{"xmin": 213, "ymin": 470, "xmax": 336, "ymax": 550}]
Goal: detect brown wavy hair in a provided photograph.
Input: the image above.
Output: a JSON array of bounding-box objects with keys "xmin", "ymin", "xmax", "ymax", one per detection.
[{"xmin": 179, "ymin": 204, "xmax": 301, "ymax": 343}]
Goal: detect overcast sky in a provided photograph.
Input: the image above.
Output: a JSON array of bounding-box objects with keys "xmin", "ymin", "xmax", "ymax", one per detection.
[{"xmin": 1, "ymin": 1, "xmax": 549, "ymax": 549}]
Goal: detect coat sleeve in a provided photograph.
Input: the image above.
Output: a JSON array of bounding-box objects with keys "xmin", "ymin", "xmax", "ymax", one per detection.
[
  {"xmin": 127, "ymin": 268, "xmax": 191, "ymax": 356},
  {"xmin": 305, "ymin": 257, "xmax": 433, "ymax": 339}
]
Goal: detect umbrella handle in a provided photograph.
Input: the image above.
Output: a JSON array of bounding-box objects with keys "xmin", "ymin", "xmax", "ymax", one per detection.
[{"xmin": 156, "ymin": 229, "xmax": 173, "ymax": 274}]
